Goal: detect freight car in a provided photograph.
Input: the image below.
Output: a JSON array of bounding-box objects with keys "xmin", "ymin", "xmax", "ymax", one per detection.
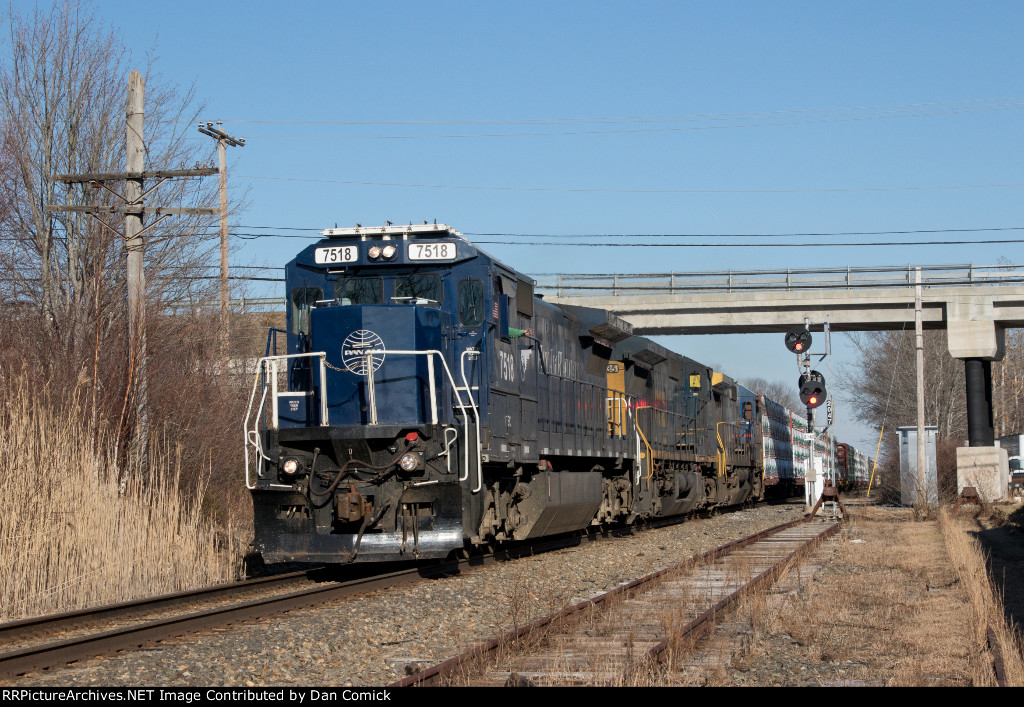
[
  {"xmin": 836, "ymin": 442, "xmax": 872, "ymax": 491},
  {"xmin": 244, "ymin": 223, "xmax": 846, "ymax": 564}
]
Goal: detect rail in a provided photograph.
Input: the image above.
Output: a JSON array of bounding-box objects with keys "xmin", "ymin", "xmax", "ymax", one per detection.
[{"xmin": 394, "ymin": 516, "xmax": 840, "ymax": 687}]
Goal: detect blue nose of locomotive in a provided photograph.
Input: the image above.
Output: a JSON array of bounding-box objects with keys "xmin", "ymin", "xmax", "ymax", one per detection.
[{"xmin": 311, "ymin": 304, "xmax": 444, "ymax": 426}]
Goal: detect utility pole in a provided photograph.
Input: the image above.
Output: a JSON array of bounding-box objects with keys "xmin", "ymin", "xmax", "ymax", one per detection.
[
  {"xmin": 48, "ymin": 69, "xmax": 217, "ymax": 469},
  {"xmin": 198, "ymin": 122, "xmax": 245, "ymax": 362},
  {"xmin": 125, "ymin": 70, "xmax": 147, "ymax": 466},
  {"xmin": 915, "ymin": 267, "xmax": 927, "ymax": 508}
]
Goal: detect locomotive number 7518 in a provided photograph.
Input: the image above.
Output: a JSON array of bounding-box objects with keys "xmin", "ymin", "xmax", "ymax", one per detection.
[
  {"xmin": 314, "ymin": 246, "xmax": 358, "ymax": 264},
  {"xmin": 409, "ymin": 242, "xmax": 456, "ymax": 261}
]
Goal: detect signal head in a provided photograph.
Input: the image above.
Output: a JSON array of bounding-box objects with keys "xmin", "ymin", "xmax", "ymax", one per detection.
[
  {"xmin": 799, "ymin": 370, "xmax": 827, "ymax": 409},
  {"xmin": 785, "ymin": 328, "xmax": 812, "ymax": 354}
]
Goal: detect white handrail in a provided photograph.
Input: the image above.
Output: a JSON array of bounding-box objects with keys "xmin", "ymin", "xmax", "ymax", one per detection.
[
  {"xmin": 243, "ymin": 352, "xmax": 329, "ymax": 491},
  {"xmin": 360, "ymin": 348, "xmax": 483, "ymax": 494},
  {"xmin": 460, "ymin": 349, "xmax": 484, "ymax": 493},
  {"xmin": 247, "ymin": 346, "xmax": 487, "ymax": 489}
]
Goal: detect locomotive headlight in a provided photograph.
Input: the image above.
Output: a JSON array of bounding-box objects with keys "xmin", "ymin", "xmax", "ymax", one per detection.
[
  {"xmin": 281, "ymin": 457, "xmax": 301, "ymax": 475},
  {"xmin": 367, "ymin": 245, "xmax": 382, "ymax": 260},
  {"xmin": 381, "ymin": 244, "xmax": 397, "ymax": 260},
  {"xmin": 399, "ymin": 453, "xmax": 421, "ymax": 473}
]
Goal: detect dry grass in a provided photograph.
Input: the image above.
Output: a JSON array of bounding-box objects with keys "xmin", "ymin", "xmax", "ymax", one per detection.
[
  {"xmin": 938, "ymin": 507, "xmax": 1024, "ymax": 686},
  {"xmin": 769, "ymin": 510, "xmax": 978, "ymax": 686},
  {"xmin": 440, "ymin": 508, "xmax": 1024, "ymax": 686},
  {"xmin": 0, "ymin": 378, "xmax": 242, "ymax": 622}
]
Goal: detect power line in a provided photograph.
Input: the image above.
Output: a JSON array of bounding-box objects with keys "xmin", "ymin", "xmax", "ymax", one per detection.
[
  {"xmin": 212, "ymin": 225, "xmax": 1024, "ymax": 249},
  {"xmin": 230, "ymin": 104, "xmax": 1024, "ymax": 140},
  {"xmin": 235, "ymin": 174, "xmax": 1024, "ymax": 194},
  {"xmin": 10, "ymin": 225, "xmax": 1024, "ymax": 247},
  {"xmin": 465, "ymin": 227, "xmax": 1024, "ymax": 238},
  {"xmin": 211, "ymin": 96, "xmax": 1024, "ymax": 127},
  {"xmin": 471, "ymin": 238, "xmax": 1024, "ymax": 248}
]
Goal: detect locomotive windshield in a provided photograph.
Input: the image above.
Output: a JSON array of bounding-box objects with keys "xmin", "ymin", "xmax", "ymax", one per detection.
[
  {"xmin": 394, "ymin": 272, "xmax": 443, "ymax": 302},
  {"xmin": 330, "ymin": 272, "xmax": 444, "ymax": 305},
  {"xmin": 334, "ymin": 276, "xmax": 384, "ymax": 305}
]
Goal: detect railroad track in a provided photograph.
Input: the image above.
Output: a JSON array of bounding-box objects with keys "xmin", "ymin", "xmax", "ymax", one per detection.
[
  {"xmin": 0, "ymin": 565, "xmax": 435, "ymax": 680},
  {"xmin": 393, "ymin": 516, "xmax": 841, "ymax": 686},
  {"xmin": 0, "ymin": 524, "xmax": 646, "ymax": 679},
  {"xmin": 0, "ymin": 504, "xmax": 790, "ymax": 682}
]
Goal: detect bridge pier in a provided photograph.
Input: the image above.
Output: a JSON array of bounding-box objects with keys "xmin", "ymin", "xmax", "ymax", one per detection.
[
  {"xmin": 964, "ymin": 359, "xmax": 994, "ymax": 447},
  {"xmin": 945, "ymin": 298, "xmax": 1004, "ymax": 447},
  {"xmin": 946, "ymin": 303, "xmax": 1009, "ymax": 499}
]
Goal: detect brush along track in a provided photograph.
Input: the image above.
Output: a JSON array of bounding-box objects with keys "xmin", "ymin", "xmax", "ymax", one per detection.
[{"xmin": 394, "ymin": 517, "xmax": 841, "ymax": 686}]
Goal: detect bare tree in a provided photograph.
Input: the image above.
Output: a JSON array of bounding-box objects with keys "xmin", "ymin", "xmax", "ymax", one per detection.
[
  {"xmin": 844, "ymin": 330, "xmax": 968, "ymax": 442},
  {"xmin": 741, "ymin": 376, "xmax": 802, "ymax": 412},
  {"xmin": 995, "ymin": 327, "xmax": 1024, "ymax": 437},
  {"xmin": 0, "ymin": 1, "xmax": 219, "ymax": 378},
  {"xmin": 0, "ymin": 1, "xmax": 258, "ymax": 513}
]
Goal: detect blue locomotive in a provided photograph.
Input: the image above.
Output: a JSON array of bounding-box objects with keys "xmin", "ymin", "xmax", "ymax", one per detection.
[{"xmin": 245, "ymin": 223, "xmax": 855, "ymax": 564}]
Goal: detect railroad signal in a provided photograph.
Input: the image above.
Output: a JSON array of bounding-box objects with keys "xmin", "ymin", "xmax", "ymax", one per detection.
[
  {"xmin": 785, "ymin": 328, "xmax": 812, "ymax": 354},
  {"xmin": 799, "ymin": 370, "xmax": 827, "ymax": 408}
]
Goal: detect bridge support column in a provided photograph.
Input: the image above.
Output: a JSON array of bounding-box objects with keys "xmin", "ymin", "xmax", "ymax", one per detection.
[
  {"xmin": 946, "ymin": 299, "xmax": 1008, "ymax": 499},
  {"xmin": 945, "ymin": 300, "xmax": 1005, "ymax": 445},
  {"xmin": 964, "ymin": 359, "xmax": 994, "ymax": 447}
]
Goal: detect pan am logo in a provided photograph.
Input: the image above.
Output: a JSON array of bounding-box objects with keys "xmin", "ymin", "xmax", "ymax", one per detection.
[{"xmin": 341, "ymin": 330, "xmax": 386, "ymax": 375}]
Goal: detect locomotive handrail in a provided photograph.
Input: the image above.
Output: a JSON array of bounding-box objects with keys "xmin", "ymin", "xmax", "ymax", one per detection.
[
  {"xmin": 635, "ymin": 419, "xmax": 655, "ymax": 483},
  {"xmin": 716, "ymin": 421, "xmax": 754, "ymax": 478},
  {"xmin": 244, "ymin": 352, "xmax": 329, "ymax": 491},
  {"xmin": 358, "ymin": 348, "xmax": 483, "ymax": 494},
  {"xmin": 622, "ymin": 405, "xmax": 649, "ymax": 490},
  {"xmin": 459, "ymin": 349, "xmax": 483, "ymax": 490}
]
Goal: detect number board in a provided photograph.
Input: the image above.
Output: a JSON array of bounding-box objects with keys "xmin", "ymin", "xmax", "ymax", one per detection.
[
  {"xmin": 408, "ymin": 242, "xmax": 457, "ymax": 261},
  {"xmin": 314, "ymin": 246, "xmax": 358, "ymax": 264}
]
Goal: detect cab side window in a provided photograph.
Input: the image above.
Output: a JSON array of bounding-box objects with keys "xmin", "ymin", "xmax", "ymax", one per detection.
[
  {"xmin": 290, "ymin": 287, "xmax": 323, "ymax": 335},
  {"xmin": 458, "ymin": 278, "xmax": 484, "ymax": 328}
]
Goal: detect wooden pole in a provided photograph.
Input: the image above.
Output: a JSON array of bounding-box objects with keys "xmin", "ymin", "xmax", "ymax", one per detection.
[
  {"xmin": 196, "ymin": 122, "xmax": 244, "ymax": 368},
  {"xmin": 126, "ymin": 69, "xmax": 148, "ymax": 467},
  {"xmin": 218, "ymin": 135, "xmax": 228, "ymax": 360}
]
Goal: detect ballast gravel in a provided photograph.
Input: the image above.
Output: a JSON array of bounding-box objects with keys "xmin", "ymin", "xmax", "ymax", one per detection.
[{"xmin": 4, "ymin": 501, "xmax": 806, "ymax": 687}]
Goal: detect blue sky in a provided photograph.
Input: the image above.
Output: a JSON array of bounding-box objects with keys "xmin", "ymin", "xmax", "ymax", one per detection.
[{"xmin": 38, "ymin": 1, "xmax": 1024, "ymax": 450}]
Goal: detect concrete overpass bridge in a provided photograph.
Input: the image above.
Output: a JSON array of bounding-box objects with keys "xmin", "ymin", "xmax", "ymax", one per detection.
[
  {"xmin": 538, "ymin": 263, "xmax": 1024, "ymax": 450},
  {"xmin": 537, "ymin": 263, "xmax": 1024, "ymax": 357}
]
